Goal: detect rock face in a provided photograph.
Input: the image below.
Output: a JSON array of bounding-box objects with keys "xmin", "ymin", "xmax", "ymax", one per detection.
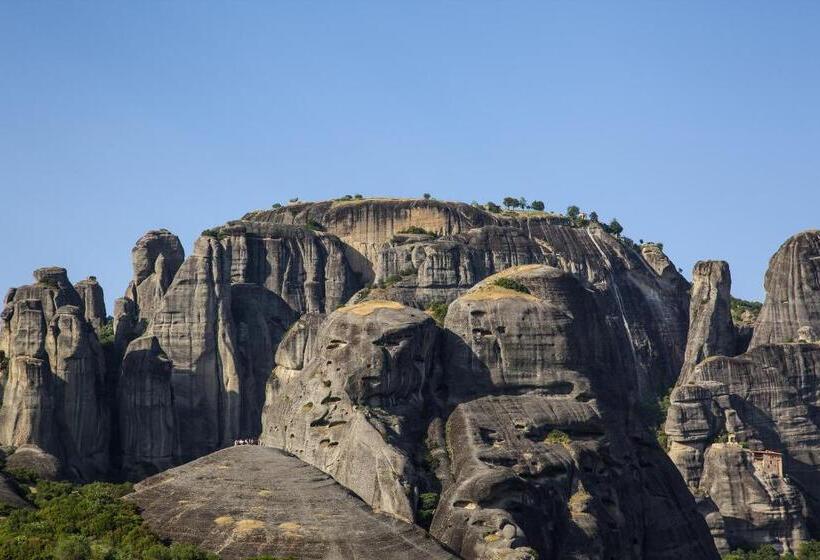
[
  {"xmin": 372, "ymin": 226, "xmax": 543, "ymax": 308},
  {"xmin": 680, "ymin": 261, "xmax": 737, "ymax": 378},
  {"xmin": 127, "ymin": 446, "xmax": 458, "ymax": 560},
  {"xmin": 261, "ymin": 300, "xmax": 438, "ymax": 521},
  {"xmin": 218, "ymin": 221, "xmax": 359, "ymax": 314},
  {"xmin": 117, "ymin": 335, "xmax": 176, "ymax": 479},
  {"xmin": 666, "ymin": 233, "xmax": 820, "ymax": 554},
  {"xmin": 247, "ymin": 200, "xmax": 691, "ymax": 400},
  {"xmin": 0, "ymin": 268, "xmax": 109, "ymax": 480},
  {"xmin": 751, "ymin": 230, "xmax": 820, "ymax": 347},
  {"xmin": 666, "ymin": 345, "xmax": 820, "ymax": 553},
  {"xmin": 74, "ymin": 276, "xmax": 107, "ymax": 333},
  {"xmin": 115, "ymin": 229, "xmax": 185, "ymax": 345},
  {"xmin": 429, "ymin": 266, "xmax": 717, "ymax": 560},
  {"xmin": 127, "ymin": 229, "xmax": 186, "ymax": 320},
  {"xmin": 133, "ymin": 236, "xmax": 243, "ymax": 463}
]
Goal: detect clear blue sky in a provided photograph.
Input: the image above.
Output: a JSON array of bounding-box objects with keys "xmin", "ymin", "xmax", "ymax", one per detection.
[{"xmin": 1, "ymin": 2, "xmax": 818, "ymax": 311}]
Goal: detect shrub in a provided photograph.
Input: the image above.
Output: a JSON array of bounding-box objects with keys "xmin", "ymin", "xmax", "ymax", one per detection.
[
  {"xmin": 485, "ymin": 201, "xmax": 501, "ymax": 213},
  {"xmin": 567, "ymin": 205, "xmax": 580, "ymax": 220},
  {"xmin": 354, "ymin": 193, "xmax": 363, "ymax": 199},
  {"xmin": 427, "ymin": 302, "xmax": 448, "ymax": 325},
  {"xmin": 731, "ymin": 297, "xmax": 763, "ymax": 325},
  {"xmin": 608, "ymin": 218, "xmax": 623, "ymax": 236},
  {"xmin": 545, "ymin": 430, "xmax": 570, "ymax": 446},
  {"xmin": 589, "ymin": 211, "xmax": 599, "ymax": 222},
  {"xmin": 305, "ymin": 219, "xmax": 325, "ymax": 232},
  {"xmin": 417, "ymin": 492, "xmax": 439, "ymax": 529},
  {"xmin": 201, "ymin": 228, "xmax": 227, "ymax": 240},
  {"xmin": 530, "ymin": 200, "xmax": 545, "ymax": 211},
  {"xmin": 423, "ymin": 193, "xmax": 431, "ymax": 200},
  {"xmin": 398, "ymin": 226, "xmax": 436, "ymax": 236},
  {"xmin": 271, "ymin": 203, "xmax": 282, "ymax": 209},
  {"xmin": 493, "ymin": 277, "xmax": 530, "ymax": 294}
]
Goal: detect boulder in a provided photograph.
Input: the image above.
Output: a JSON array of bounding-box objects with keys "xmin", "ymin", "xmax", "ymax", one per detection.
[{"xmin": 261, "ymin": 300, "xmax": 438, "ymax": 521}]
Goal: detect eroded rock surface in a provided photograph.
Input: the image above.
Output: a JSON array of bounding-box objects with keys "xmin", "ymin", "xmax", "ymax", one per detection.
[
  {"xmin": 666, "ymin": 231, "xmax": 820, "ymax": 554},
  {"xmin": 680, "ymin": 261, "xmax": 737, "ymax": 378},
  {"xmin": 430, "ymin": 266, "xmax": 717, "ymax": 560},
  {"xmin": 0, "ymin": 268, "xmax": 109, "ymax": 479},
  {"xmin": 261, "ymin": 300, "xmax": 438, "ymax": 521},
  {"xmin": 127, "ymin": 445, "xmax": 458, "ymax": 560},
  {"xmin": 751, "ymin": 230, "xmax": 820, "ymax": 347},
  {"xmin": 74, "ymin": 276, "xmax": 107, "ymax": 333}
]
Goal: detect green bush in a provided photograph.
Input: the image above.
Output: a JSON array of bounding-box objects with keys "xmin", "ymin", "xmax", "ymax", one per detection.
[
  {"xmin": 731, "ymin": 297, "xmax": 763, "ymax": 325},
  {"xmin": 397, "ymin": 226, "xmax": 436, "ymax": 236},
  {"xmin": 427, "ymin": 302, "xmax": 448, "ymax": 325},
  {"xmin": 0, "ymin": 478, "xmax": 219, "ymax": 560},
  {"xmin": 545, "ymin": 430, "xmax": 571, "ymax": 446},
  {"xmin": 304, "ymin": 219, "xmax": 325, "ymax": 232},
  {"xmin": 417, "ymin": 492, "xmax": 439, "ymax": 529},
  {"xmin": 493, "ymin": 277, "xmax": 530, "ymax": 294}
]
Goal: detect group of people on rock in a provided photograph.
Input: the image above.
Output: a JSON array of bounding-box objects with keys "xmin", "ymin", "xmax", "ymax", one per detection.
[{"xmin": 233, "ymin": 438, "xmax": 261, "ymax": 446}]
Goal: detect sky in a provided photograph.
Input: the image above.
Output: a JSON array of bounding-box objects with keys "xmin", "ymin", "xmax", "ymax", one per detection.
[{"xmin": 1, "ymin": 2, "xmax": 818, "ymax": 311}]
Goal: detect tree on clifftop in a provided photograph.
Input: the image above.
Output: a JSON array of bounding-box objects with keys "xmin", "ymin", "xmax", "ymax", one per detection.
[
  {"xmin": 503, "ymin": 197, "xmax": 519, "ymax": 209},
  {"xmin": 609, "ymin": 218, "xmax": 623, "ymax": 236},
  {"xmin": 530, "ymin": 200, "xmax": 545, "ymax": 211}
]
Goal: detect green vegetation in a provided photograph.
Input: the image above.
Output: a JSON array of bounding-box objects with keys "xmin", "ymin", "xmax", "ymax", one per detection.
[
  {"xmin": 493, "ymin": 277, "xmax": 530, "ymax": 294},
  {"xmin": 485, "ymin": 201, "xmax": 501, "ymax": 213},
  {"xmin": 639, "ymin": 391, "xmax": 672, "ymax": 450},
  {"xmin": 426, "ymin": 301, "xmax": 448, "ymax": 325},
  {"xmin": 378, "ymin": 266, "xmax": 417, "ymax": 289},
  {"xmin": 271, "ymin": 203, "xmax": 282, "ymax": 209},
  {"xmin": 607, "ymin": 218, "xmax": 623, "ymax": 236},
  {"xmin": 731, "ymin": 297, "xmax": 763, "ymax": 325},
  {"xmin": 0, "ymin": 471, "xmax": 220, "ymax": 560},
  {"xmin": 304, "ymin": 219, "xmax": 325, "ymax": 232},
  {"xmin": 417, "ymin": 492, "xmax": 439, "ymax": 529},
  {"xmin": 589, "ymin": 211, "xmax": 598, "ymax": 222},
  {"xmin": 98, "ymin": 322, "xmax": 115, "ymax": 348},
  {"xmin": 530, "ymin": 200, "xmax": 545, "ymax": 211},
  {"xmin": 423, "ymin": 193, "xmax": 431, "ymax": 200},
  {"xmin": 545, "ymin": 430, "xmax": 571, "ymax": 446},
  {"xmin": 397, "ymin": 226, "xmax": 437, "ymax": 237},
  {"xmin": 200, "ymin": 228, "xmax": 227, "ymax": 240},
  {"xmin": 722, "ymin": 541, "xmax": 820, "ymax": 559}
]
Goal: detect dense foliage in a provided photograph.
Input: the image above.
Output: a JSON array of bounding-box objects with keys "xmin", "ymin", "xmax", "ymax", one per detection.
[
  {"xmin": 0, "ymin": 477, "xmax": 219, "ymax": 559},
  {"xmin": 730, "ymin": 297, "xmax": 763, "ymax": 325},
  {"xmin": 723, "ymin": 541, "xmax": 820, "ymax": 559}
]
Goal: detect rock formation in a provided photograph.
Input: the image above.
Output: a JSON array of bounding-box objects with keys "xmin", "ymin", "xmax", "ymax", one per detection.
[
  {"xmin": 74, "ymin": 276, "xmax": 107, "ymax": 333},
  {"xmin": 127, "ymin": 445, "xmax": 458, "ymax": 560},
  {"xmin": 0, "ymin": 268, "xmax": 109, "ymax": 480},
  {"xmin": 218, "ymin": 221, "xmax": 359, "ymax": 314},
  {"xmin": 680, "ymin": 261, "xmax": 737, "ymax": 378},
  {"xmin": 247, "ymin": 200, "xmax": 691, "ymax": 400},
  {"xmin": 115, "ymin": 229, "xmax": 184, "ymax": 345},
  {"xmin": 117, "ymin": 335, "xmax": 176, "ymax": 479},
  {"xmin": 261, "ymin": 300, "xmax": 438, "ymax": 521},
  {"xmin": 751, "ymin": 230, "xmax": 820, "ymax": 347},
  {"xmin": 429, "ymin": 265, "xmax": 717, "ymax": 560},
  {"xmin": 127, "ymin": 236, "xmax": 243, "ymax": 463},
  {"xmin": 666, "ymin": 238, "xmax": 820, "ymax": 554}
]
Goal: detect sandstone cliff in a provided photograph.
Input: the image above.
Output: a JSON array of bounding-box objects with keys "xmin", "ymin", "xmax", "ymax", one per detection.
[
  {"xmin": 0, "ymin": 268, "xmax": 109, "ymax": 480},
  {"xmin": 427, "ymin": 265, "xmax": 716, "ymax": 560},
  {"xmin": 666, "ymin": 240, "xmax": 820, "ymax": 554},
  {"xmin": 751, "ymin": 230, "xmax": 820, "ymax": 347},
  {"xmin": 261, "ymin": 300, "xmax": 438, "ymax": 521}
]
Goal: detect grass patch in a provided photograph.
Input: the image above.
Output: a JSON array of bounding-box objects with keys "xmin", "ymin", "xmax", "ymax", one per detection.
[{"xmin": 426, "ymin": 302, "xmax": 448, "ymax": 325}]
